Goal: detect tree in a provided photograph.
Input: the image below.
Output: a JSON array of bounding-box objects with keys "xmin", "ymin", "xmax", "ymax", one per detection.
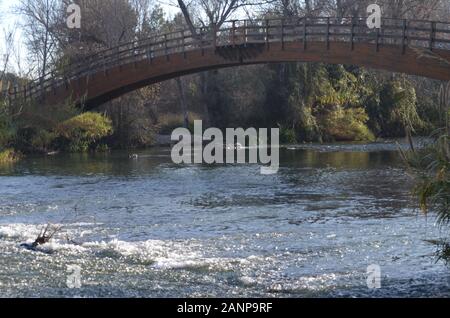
[
  {"xmin": 0, "ymin": 28, "xmax": 15, "ymax": 82},
  {"xmin": 175, "ymin": 0, "xmax": 270, "ymax": 127},
  {"xmin": 16, "ymin": 0, "xmax": 62, "ymax": 79}
]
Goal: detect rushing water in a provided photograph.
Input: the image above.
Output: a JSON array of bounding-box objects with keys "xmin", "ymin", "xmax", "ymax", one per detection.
[{"xmin": 0, "ymin": 141, "xmax": 449, "ymax": 298}]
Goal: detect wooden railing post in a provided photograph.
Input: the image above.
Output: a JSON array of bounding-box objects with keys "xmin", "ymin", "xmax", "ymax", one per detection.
[
  {"xmin": 402, "ymin": 19, "xmax": 407, "ymax": 54},
  {"xmin": 164, "ymin": 34, "xmax": 169, "ymax": 61},
  {"xmin": 182, "ymin": 30, "xmax": 186, "ymax": 58},
  {"xmin": 326, "ymin": 17, "xmax": 330, "ymax": 50},
  {"xmin": 148, "ymin": 44, "xmax": 153, "ymax": 64},
  {"xmin": 244, "ymin": 20, "xmax": 248, "ymax": 46},
  {"xmin": 351, "ymin": 17, "xmax": 355, "ymax": 50},
  {"xmin": 265, "ymin": 19, "xmax": 270, "ymax": 50},
  {"xmin": 303, "ymin": 17, "xmax": 307, "ymax": 50},
  {"xmin": 376, "ymin": 26, "xmax": 380, "ymax": 52},
  {"xmin": 133, "ymin": 42, "xmax": 138, "ymax": 68},
  {"xmin": 200, "ymin": 28, "xmax": 205, "ymax": 56},
  {"xmin": 213, "ymin": 24, "xmax": 218, "ymax": 49},
  {"xmin": 232, "ymin": 20, "xmax": 236, "ymax": 46},
  {"xmin": 281, "ymin": 18, "xmax": 285, "ymax": 50},
  {"xmin": 430, "ymin": 21, "xmax": 436, "ymax": 51}
]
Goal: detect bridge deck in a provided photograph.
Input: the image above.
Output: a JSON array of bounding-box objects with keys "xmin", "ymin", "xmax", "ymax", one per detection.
[{"xmin": 3, "ymin": 17, "xmax": 450, "ymax": 108}]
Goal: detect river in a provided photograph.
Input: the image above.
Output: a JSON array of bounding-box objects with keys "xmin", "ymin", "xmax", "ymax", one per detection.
[{"xmin": 0, "ymin": 141, "xmax": 449, "ymax": 297}]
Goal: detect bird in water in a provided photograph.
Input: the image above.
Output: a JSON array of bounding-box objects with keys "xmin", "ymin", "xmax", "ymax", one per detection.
[
  {"xmin": 129, "ymin": 154, "xmax": 139, "ymax": 160},
  {"xmin": 225, "ymin": 143, "xmax": 243, "ymax": 150}
]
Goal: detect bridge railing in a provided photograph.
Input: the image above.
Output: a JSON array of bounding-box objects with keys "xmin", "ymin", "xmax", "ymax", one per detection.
[{"xmin": 6, "ymin": 17, "xmax": 450, "ymax": 103}]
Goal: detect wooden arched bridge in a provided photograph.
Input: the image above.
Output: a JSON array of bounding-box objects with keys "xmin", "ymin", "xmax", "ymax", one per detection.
[{"xmin": 3, "ymin": 17, "xmax": 450, "ymax": 110}]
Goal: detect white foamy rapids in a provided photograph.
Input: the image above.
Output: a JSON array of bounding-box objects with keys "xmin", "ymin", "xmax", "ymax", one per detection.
[
  {"xmin": 83, "ymin": 239, "xmax": 248, "ymax": 270},
  {"xmin": 0, "ymin": 223, "xmax": 250, "ymax": 271},
  {"xmin": 0, "ymin": 223, "xmax": 96, "ymax": 242},
  {"xmin": 0, "ymin": 223, "xmax": 43, "ymax": 241},
  {"xmin": 269, "ymin": 272, "xmax": 356, "ymax": 293}
]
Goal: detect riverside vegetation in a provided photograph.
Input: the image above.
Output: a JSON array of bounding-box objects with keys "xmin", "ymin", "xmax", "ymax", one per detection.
[
  {"xmin": 401, "ymin": 82, "xmax": 450, "ymax": 262},
  {"xmin": 0, "ymin": 68, "xmax": 437, "ymax": 158}
]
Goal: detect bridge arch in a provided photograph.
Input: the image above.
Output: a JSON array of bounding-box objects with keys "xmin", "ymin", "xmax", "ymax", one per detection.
[{"xmin": 7, "ymin": 17, "xmax": 450, "ymax": 110}]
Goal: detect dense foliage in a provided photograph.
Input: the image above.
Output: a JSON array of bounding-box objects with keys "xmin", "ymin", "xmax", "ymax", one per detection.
[
  {"xmin": 56, "ymin": 112, "xmax": 113, "ymax": 152},
  {"xmin": 174, "ymin": 63, "xmax": 434, "ymax": 144},
  {"xmin": 0, "ymin": 87, "xmax": 113, "ymax": 156}
]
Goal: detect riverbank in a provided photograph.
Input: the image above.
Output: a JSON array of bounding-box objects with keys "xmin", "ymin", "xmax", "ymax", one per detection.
[{"xmin": 0, "ymin": 136, "xmax": 433, "ymax": 168}]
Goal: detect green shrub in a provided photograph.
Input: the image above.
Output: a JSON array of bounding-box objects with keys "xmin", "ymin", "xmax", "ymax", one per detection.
[
  {"xmin": 297, "ymin": 106, "xmax": 321, "ymax": 142},
  {"xmin": 0, "ymin": 113, "xmax": 13, "ymax": 149},
  {"xmin": 377, "ymin": 80, "xmax": 423, "ymax": 137},
  {"xmin": 31, "ymin": 130, "xmax": 57, "ymax": 152},
  {"xmin": 0, "ymin": 99, "xmax": 14, "ymax": 147},
  {"xmin": 57, "ymin": 112, "xmax": 113, "ymax": 152},
  {"xmin": 0, "ymin": 149, "xmax": 21, "ymax": 165},
  {"xmin": 278, "ymin": 124, "xmax": 298, "ymax": 144},
  {"xmin": 14, "ymin": 127, "xmax": 57, "ymax": 153},
  {"xmin": 318, "ymin": 107, "xmax": 375, "ymax": 142},
  {"xmin": 309, "ymin": 67, "xmax": 375, "ymax": 142}
]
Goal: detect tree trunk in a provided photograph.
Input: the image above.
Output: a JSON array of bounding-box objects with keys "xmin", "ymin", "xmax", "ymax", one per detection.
[{"xmin": 176, "ymin": 78, "xmax": 189, "ymax": 129}]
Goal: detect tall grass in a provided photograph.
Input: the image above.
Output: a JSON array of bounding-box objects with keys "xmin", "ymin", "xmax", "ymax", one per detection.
[
  {"xmin": 401, "ymin": 131, "xmax": 450, "ymax": 223},
  {"xmin": 400, "ymin": 81, "xmax": 450, "ymax": 262}
]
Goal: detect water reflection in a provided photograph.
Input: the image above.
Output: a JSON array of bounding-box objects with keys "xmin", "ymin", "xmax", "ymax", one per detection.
[{"xmin": 1, "ymin": 146, "xmax": 403, "ymax": 177}]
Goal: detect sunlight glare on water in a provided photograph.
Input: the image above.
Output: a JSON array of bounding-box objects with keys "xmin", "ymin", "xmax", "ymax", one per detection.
[{"xmin": 0, "ymin": 142, "xmax": 449, "ymax": 297}]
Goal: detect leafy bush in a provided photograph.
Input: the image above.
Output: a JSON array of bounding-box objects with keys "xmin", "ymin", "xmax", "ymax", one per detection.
[
  {"xmin": 0, "ymin": 148, "xmax": 21, "ymax": 164},
  {"xmin": 32, "ymin": 130, "xmax": 57, "ymax": 151},
  {"xmin": 318, "ymin": 107, "xmax": 375, "ymax": 142},
  {"xmin": 15, "ymin": 127, "xmax": 59, "ymax": 154},
  {"xmin": 308, "ymin": 66, "xmax": 375, "ymax": 142},
  {"xmin": 376, "ymin": 80, "xmax": 423, "ymax": 137},
  {"xmin": 278, "ymin": 124, "xmax": 297, "ymax": 144},
  {"xmin": 297, "ymin": 106, "xmax": 321, "ymax": 142},
  {"xmin": 56, "ymin": 112, "xmax": 113, "ymax": 152},
  {"xmin": 0, "ymin": 114, "xmax": 13, "ymax": 149},
  {"xmin": 0, "ymin": 97, "xmax": 14, "ymax": 149}
]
